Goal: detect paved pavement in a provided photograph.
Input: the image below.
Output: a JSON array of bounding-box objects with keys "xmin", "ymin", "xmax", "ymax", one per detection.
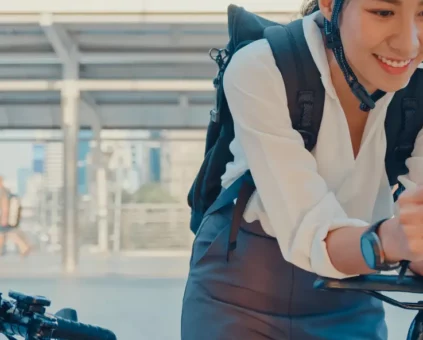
[
  {"xmin": 0, "ymin": 277, "xmax": 420, "ymax": 340},
  {"xmin": 0, "ymin": 252, "xmax": 421, "ymax": 339},
  {"xmin": 0, "ymin": 277, "xmax": 186, "ymax": 340}
]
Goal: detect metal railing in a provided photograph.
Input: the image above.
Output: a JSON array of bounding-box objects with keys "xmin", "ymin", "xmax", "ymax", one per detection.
[
  {"xmin": 18, "ymin": 202, "xmax": 194, "ymax": 253},
  {"xmin": 119, "ymin": 204, "xmax": 193, "ymax": 251}
]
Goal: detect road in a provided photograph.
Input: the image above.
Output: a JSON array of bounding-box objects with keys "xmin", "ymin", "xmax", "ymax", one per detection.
[
  {"xmin": 0, "ymin": 277, "xmax": 185, "ymax": 340},
  {"xmin": 0, "ymin": 249, "xmax": 421, "ymax": 340},
  {"xmin": 0, "ymin": 277, "xmax": 421, "ymax": 340}
]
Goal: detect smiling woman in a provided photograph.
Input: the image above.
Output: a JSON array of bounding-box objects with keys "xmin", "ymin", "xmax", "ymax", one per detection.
[
  {"xmin": 181, "ymin": 0, "xmax": 423, "ymax": 339},
  {"xmin": 336, "ymin": 0, "xmax": 423, "ymax": 93}
]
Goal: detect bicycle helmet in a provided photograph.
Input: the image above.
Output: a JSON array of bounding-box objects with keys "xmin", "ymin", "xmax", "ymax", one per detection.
[{"xmin": 324, "ymin": 0, "xmax": 386, "ymax": 111}]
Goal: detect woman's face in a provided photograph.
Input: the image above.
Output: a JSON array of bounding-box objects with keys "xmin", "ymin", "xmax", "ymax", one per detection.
[{"xmin": 322, "ymin": 0, "xmax": 423, "ymax": 93}]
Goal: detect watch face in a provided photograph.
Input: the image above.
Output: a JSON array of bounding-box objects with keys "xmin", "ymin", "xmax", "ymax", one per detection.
[{"xmin": 360, "ymin": 236, "xmax": 376, "ymax": 269}]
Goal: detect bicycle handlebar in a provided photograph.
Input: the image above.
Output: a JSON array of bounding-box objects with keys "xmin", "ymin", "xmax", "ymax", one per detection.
[
  {"xmin": 53, "ymin": 317, "xmax": 117, "ymax": 340},
  {"xmin": 0, "ymin": 290, "xmax": 117, "ymax": 340}
]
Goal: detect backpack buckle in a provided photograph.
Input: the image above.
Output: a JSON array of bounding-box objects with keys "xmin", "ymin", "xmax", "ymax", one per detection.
[
  {"xmin": 325, "ymin": 31, "xmax": 342, "ymax": 50},
  {"xmin": 210, "ymin": 108, "xmax": 220, "ymax": 123},
  {"xmin": 351, "ymin": 81, "xmax": 375, "ymax": 111},
  {"xmin": 209, "ymin": 48, "xmax": 229, "ymax": 69}
]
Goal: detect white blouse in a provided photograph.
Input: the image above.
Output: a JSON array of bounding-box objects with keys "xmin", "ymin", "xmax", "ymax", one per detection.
[{"xmin": 221, "ymin": 11, "xmax": 423, "ymax": 279}]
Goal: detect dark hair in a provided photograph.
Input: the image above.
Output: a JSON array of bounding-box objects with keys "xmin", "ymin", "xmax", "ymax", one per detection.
[{"xmin": 300, "ymin": 0, "xmax": 319, "ymax": 16}]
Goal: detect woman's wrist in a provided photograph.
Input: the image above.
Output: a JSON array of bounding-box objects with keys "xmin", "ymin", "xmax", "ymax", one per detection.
[{"xmin": 378, "ymin": 217, "xmax": 403, "ymax": 264}]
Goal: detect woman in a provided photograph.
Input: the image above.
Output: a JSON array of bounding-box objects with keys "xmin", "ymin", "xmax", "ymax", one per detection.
[
  {"xmin": 0, "ymin": 176, "xmax": 30, "ymax": 257},
  {"xmin": 181, "ymin": 0, "xmax": 423, "ymax": 339}
]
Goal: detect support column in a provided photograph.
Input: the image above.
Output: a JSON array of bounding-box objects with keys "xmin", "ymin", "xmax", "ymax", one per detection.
[
  {"xmin": 93, "ymin": 125, "xmax": 109, "ymax": 253},
  {"xmin": 62, "ymin": 56, "xmax": 80, "ymax": 273},
  {"xmin": 97, "ymin": 167, "xmax": 109, "ymax": 252},
  {"xmin": 80, "ymin": 95, "xmax": 108, "ymax": 253},
  {"xmin": 113, "ymin": 149, "xmax": 123, "ymax": 253}
]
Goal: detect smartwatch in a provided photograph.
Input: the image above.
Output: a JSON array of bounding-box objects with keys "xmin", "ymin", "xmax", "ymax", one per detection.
[{"xmin": 360, "ymin": 218, "xmax": 401, "ymax": 271}]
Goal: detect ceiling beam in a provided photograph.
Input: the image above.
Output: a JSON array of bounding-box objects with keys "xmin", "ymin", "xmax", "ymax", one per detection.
[
  {"xmin": 0, "ymin": 53, "xmax": 59, "ymax": 65},
  {"xmin": 0, "ymin": 12, "xmax": 295, "ymax": 26},
  {"xmin": 0, "ymin": 103, "xmax": 211, "ymax": 129},
  {"xmin": 77, "ymin": 80, "xmax": 213, "ymax": 91},
  {"xmin": 0, "ymin": 79, "xmax": 213, "ymax": 91},
  {"xmin": 0, "ymin": 80, "xmax": 62, "ymax": 91},
  {"xmin": 0, "ymin": 52, "xmax": 214, "ymax": 65},
  {"xmin": 40, "ymin": 12, "xmax": 78, "ymax": 64}
]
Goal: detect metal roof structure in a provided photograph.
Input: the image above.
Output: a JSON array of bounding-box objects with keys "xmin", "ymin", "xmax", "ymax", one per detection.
[
  {"xmin": 0, "ymin": 1, "xmax": 302, "ymax": 272},
  {"xmin": 0, "ymin": 1, "xmax": 299, "ymax": 129}
]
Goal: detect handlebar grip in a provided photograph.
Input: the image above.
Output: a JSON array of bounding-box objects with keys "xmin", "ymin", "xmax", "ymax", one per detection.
[{"xmin": 52, "ymin": 317, "xmax": 117, "ymax": 340}]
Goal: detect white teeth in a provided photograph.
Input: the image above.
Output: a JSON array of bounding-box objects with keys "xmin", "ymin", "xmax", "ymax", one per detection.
[{"xmin": 377, "ymin": 55, "xmax": 411, "ymax": 68}]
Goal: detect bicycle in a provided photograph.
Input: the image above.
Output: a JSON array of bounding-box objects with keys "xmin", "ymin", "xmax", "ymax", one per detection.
[
  {"xmin": 314, "ymin": 273, "xmax": 423, "ymax": 340},
  {"xmin": 0, "ymin": 290, "xmax": 117, "ymax": 340}
]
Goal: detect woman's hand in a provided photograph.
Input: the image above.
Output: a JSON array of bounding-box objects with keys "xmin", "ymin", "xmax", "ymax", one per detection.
[{"xmin": 380, "ymin": 186, "xmax": 423, "ymax": 264}]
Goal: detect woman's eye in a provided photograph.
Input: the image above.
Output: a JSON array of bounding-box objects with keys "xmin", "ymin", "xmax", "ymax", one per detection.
[{"xmin": 372, "ymin": 10, "xmax": 394, "ymax": 17}]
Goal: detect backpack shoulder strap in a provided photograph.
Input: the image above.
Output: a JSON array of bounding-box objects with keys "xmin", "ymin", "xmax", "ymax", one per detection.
[
  {"xmin": 385, "ymin": 69, "xmax": 423, "ymax": 193},
  {"xmin": 264, "ymin": 19, "xmax": 325, "ymax": 151}
]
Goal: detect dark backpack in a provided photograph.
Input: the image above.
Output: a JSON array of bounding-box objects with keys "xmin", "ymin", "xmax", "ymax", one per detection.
[{"xmin": 187, "ymin": 4, "xmax": 423, "ymax": 241}]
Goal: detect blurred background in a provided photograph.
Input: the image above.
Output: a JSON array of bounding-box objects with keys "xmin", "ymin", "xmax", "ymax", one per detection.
[{"xmin": 0, "ymin": 0, "xmax": 419, "ymax": 339}]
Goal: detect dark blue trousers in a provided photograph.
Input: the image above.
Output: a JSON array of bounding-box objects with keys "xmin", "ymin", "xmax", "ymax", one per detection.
[{"xmin": 181, "ymin": 205, "xmax": 387, "ymax": 340}]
